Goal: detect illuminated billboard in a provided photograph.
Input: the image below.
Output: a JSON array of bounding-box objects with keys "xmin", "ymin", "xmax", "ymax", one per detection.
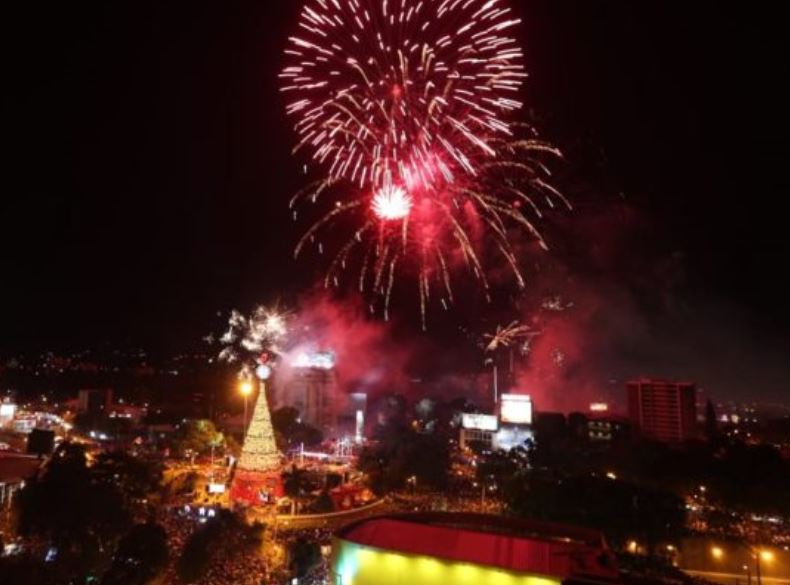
[
  {"xmin": 461, "ymin": 413, "xmax": 498, "ymax": 432},
  {"xmin": 0, "ymin": 403, "xmax": 16, "ymax": 422},
  {"xmin": 500, "ymin": 394, "xmax": 533, "ymax": 425}
]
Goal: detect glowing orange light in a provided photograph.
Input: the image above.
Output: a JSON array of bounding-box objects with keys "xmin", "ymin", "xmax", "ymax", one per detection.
[
  {"xmin": 760, "ymin": 550, "xmax": 774, "ymax": 563},
  {"xmin": 239, "ymin": 381, "xmax": 254, "ymax": 396}
]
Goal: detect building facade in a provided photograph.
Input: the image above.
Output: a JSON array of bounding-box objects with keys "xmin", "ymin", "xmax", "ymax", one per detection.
[{"xmin": 627, "ymin": 379, "xmax": 697, "ymax": 442}]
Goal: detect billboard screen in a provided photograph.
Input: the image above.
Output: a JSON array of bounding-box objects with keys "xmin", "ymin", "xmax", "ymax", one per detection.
[
  {"xmin": 0, "ymin": 403, "xmax": 16, "ymax": 420},
  {"xmin": 461, "ymin": 413, "xmax": 498, "ymax": 431},
  {"xmin": 500, "ymin": 394, "xmax": 533, "ymax": 425}
]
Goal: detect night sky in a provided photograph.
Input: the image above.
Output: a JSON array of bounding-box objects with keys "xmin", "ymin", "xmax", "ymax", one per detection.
[{"xmin": 3, "ymin": 2, "xmax": 789, "ymax": 401}]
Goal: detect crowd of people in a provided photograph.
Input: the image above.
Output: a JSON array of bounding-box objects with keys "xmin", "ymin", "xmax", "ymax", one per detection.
[
  {"xmin": 189, "ymin": 549, "xmax": 269, "ymax": 585},
  {"xmin": 152, "ymin": 507, "xmax": 268, "ymax": 585},
  {"xmin": 388, "ymin": 492, "xmax": 504, "ymax": 515}
]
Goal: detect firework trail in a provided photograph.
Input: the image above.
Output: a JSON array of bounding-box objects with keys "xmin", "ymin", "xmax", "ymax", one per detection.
[
  {"xmin": 281, "ymin": 0, "xmax": 569, "ymax": 326},
  {"xmin": 215, "ymin": 306, "xmax": 288, "ymax": 378},
  {"xmin": 483, "ymin": 320, "xmax": 538, "ymax": 353},
  {"xmin": 542, "ymin": 295, "xmax": 574, "ymax": 312}
]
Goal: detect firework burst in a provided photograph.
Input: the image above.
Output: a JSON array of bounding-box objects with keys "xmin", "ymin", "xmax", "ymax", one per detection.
[
  {"xmin": 372, "ymin": 184, "xmax": 412, "ymax": 221},
  {"xmin": 281, "ymin": 0, "xmax": 529, "ymax": 192},
  {"xmin": 217, "ymin": 306, "xmax": 289, "ymax": 378},
  {"xmin": 282, "ymin": 0, "xmax": 569, "ymax": 326}
]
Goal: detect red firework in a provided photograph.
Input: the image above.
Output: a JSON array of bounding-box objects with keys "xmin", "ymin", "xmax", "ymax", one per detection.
[
  {"xmin": 282, "ymin": 0, "xmax": 568, "ymax": 326},
  {"xmin": 280, "ymin": 0, "xmax": 526, "ymax": 193}
]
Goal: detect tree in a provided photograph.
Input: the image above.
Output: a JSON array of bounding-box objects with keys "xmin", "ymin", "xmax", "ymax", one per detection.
[
  {"xmin": 271, "ymin": 407, "xmax": 323, "ymax": 449},
  {"xmin": 172, "ymin": 420, "xmax": 225, "ymax": 458},
  {"xmin": 371, "ymin": 394, "xmax": 409, "ymax": 434},
  {"xmin": 93, "ymin": 452, "xmax": 163, "ymax": 513},
  {"xmin": 505, "ymin": 472, "xmax": 686, "ymax": 552},
  {"xmin": 101, "ymin": 523, "xmax": 168, "ymax": 585},
  {"xmin": 476, "ymin": 447, "xmax": 529, "ymax": 488},
  {"xmin": 15, "ymin": 443, "xmax": 131, "ymax": 583},
  {"xmin": 358, "ymin": 426, "xmax": 450, "ymax": 494},
  {"xmin": 282, "ymin": 465, "xmax": 313, "ymax": 514}
]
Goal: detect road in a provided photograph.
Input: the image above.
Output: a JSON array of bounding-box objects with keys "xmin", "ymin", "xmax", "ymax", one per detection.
[
  {"xmin": 271, "ymin": 499, "xmax": 392, "ymax": 532},
  {"xmin": 684, "ymin": 569, "xmax": 790, "ymax": 585}
]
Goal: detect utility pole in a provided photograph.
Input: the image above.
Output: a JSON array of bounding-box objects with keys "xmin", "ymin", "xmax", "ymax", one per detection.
[{"xmin": 493, "ymin": 364, "xmax": 499, "ymax": 405}]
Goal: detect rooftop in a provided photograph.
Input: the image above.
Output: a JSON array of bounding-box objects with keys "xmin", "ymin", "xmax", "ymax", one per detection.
[{"xmin": 337, "ymin": 513, "xmax": 621, "ymax": 582}]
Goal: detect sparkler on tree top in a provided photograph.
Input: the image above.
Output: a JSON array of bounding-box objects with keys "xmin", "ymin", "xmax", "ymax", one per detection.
[{"xmin": 282, "ymin": 0, "xmax": 570, "ymax": 326}]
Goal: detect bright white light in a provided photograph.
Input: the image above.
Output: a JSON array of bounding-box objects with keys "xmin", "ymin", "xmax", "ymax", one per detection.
[
  {"xmin": 292, "ymin": 351, "xmax": 336, "ymax": 370},
  {"xmin": 256, "ymin": 364, "xmax": 272, "ymax": 380},
  {"xmin": 372, "ymin": 185, "xmax": 412, "ymax": 221}
]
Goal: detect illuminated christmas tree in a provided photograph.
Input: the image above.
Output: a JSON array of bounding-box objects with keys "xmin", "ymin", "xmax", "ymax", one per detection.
[
  {"xmin": 231, "ymin": 382, "xmax": 282, "ymax": 505},
  {"xmin": 238, "ymin": 383, "xmax": 279, "ymax": 471}
]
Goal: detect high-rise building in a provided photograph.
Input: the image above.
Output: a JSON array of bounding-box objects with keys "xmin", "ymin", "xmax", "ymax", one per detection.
[
  {"xmin": 77, "ymin": 388, "xmax": 113, "ymax": 415},
  {"xmin": 275, "ymin": 351, "xmax": 340, "ymax": 433},
  {"xmin": 627, "ymin": 379, "xmax": 697, "ymax": 442}
]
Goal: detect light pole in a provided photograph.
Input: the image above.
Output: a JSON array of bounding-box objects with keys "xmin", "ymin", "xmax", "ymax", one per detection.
[
  {"xmin": 743, "ymin": 564, "xmax": 752, "ymax": 585},
  {"xmin": 756, "ymin": 552, "xmax": 762, "ymax": 585},
  {"xmin": 209, "ymin": 442, "xmax": 215, "ymax": 482},
  {"xmin": 754, "ymin": 549, "xmax": 774, "ymax": 585},
  {"xmin": 493, "ymin": 364, "xmax": 499, "ymax": 405},
  {"xmin": 240, "ymin": 380, "xmax": 253, "ymax": 436}
]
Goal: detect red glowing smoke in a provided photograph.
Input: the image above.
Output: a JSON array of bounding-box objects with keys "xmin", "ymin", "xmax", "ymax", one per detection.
[{"xmin": 276, "ymin": 292, "xmax": 417, "ymax": 397}]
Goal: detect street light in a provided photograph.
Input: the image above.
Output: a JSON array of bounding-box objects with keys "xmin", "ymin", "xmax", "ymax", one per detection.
[
  {"xmin": 711, "ymin": 546, "xmax": 724, "ymax": 561},
  {"xmin": 239, "ymin": 380, "xmax": 254, "ymax": 436},
  {"xmin": 750, "ymin": 547, "xmax": 775, "ymax": 585},
  {"xmin": 756, "ymin": 549, "xmax": 774, "ymax": 585},
  {"xmin": 743, "ymin": 564, "xmax": 752, "ymax": 585}
]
